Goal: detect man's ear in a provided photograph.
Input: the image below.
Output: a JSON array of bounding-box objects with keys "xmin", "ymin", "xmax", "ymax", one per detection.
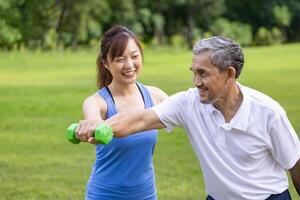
[{"xmin": 227, "ymin": 66, "xmax": 236, "ymax": 80}]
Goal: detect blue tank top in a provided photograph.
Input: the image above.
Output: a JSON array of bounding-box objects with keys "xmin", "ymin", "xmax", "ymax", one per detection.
[{"xmin": 85, "ymin": 82, "xmax": 158, "ymax": 200}]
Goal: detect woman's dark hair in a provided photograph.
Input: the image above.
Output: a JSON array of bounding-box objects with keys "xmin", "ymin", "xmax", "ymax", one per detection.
[{"xmin": 96, "ymin": 25, "xmax": 143, "ymax": 88}]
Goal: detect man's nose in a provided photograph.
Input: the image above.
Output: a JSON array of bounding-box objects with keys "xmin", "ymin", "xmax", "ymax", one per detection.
[{"xmin": 194, "ymin": 75, "xmax": 203, "ymax": 87}]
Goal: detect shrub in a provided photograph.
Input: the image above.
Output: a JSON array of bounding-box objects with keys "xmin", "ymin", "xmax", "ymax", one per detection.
[
  {"xmin": 0, "ymin": 20, "xmax": 21, "ymax": 49},
  {"xmin": 254, "ymin": 27, "xmax": 273, "ymax": 46},
  {"xmin": 210, "ymin": 18, "xmax": 252, "ymax": 46},
  {"xmin": 271, "ymin": 27, "xmax": 285, "ymax": 44},
  {"xmin": 170, "ymin": 34, "xmax": 187, "ymax": 48}
]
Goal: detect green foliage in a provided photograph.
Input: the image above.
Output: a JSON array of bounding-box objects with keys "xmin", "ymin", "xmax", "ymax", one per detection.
[
  {"xmin": 0, "ymin": 45, "xmax": 300, "ymax": 199},
  {"xmin": 1, "ymin": 0, "xmax": 300, "ymax": 49},
  {"xmin": 210, "ymin": 18, "xmax": 252, "ymax": 46},
  {"xmin": 170, "ymin": 34, "xmax": 187, "ymax": 48},
  {"xmin": 191, "ymin": 27, "xmax": 202, "ymax": 45},
  {"xmin": 55, "ymin": 0, "xmax": 110, "ymax": 49},
  {"xmin": 273, "ymin": 5, "xmax": 292, "ymax": 27},
  {"xmin": 0, "ymin": 0, "xmax": 22, "ymax": 48},
  {"xmin": 254, "ymin": 26, "xmax": 285, "ymax": 45},
  {"xmin": 152, "ymin": 13, "xmax": 166, "ymax": 45},
  {"xmin": 271, "ymin": 27, "xmax": 285, "ymax": 44},
  {"xmin": 203, "ymin": 31, "xmax": 213, "ymax": 39},
  {"xmin": 0, "ymin": 20, "xmax": 21, "ymax": 48},
  {"xmin": 44, "ymin": 28, "xmax": 58, "ymax": 50},
  {"xmin": 131, "ymin": 22, "xmax": 144, "ymax": 37},
  {"xmin": 254, "ymin": 27, "xmax": 273, "ymax": 46}
]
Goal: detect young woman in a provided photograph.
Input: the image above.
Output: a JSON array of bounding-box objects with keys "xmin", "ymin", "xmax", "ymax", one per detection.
[{"xmin": 76, "ymin": 25, "xmax": 168, "ymax": 200}]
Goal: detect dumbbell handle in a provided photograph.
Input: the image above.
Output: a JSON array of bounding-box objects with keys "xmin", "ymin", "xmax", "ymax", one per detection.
[{"xmin": 67, "ymin": 123, "xmax": 113, "ymax": 144}]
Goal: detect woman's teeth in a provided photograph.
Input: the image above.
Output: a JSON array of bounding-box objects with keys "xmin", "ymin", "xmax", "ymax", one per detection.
[{"xmin": 123, "ymin": 71, "xmax": 135, "ymax": 76}]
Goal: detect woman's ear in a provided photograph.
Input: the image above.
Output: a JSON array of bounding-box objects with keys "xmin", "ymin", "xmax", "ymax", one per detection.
[{"xmin": 103, "ymin": 60, "xmax": 110, "ymax": 71}]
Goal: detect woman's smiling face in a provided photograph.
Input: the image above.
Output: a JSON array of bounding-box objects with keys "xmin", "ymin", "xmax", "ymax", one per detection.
[{"xmin": 107, "ymin": 38, "xmax": 142, "ymax": 85}]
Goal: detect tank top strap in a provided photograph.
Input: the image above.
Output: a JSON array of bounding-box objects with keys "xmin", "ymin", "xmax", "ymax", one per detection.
[
  {"xmin": 97, "ymin": 83, "xmax": 154, "ymax": 118},
  {"xmin": 136, "ymin": 82, "xmax": 154, "ymax": 108},
  {"xmin": 97, "ymin": 87, "xmax": 117, "ymax": 118}
]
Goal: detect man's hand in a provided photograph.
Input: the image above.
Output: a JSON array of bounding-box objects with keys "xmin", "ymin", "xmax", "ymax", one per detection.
[
  {"xmin": 75, "ymin": 119, "xmax": 102, "ymax": 144},
  {"xmin": 289, "ymin": 158, "xmax": 300, "ymax": 196}
]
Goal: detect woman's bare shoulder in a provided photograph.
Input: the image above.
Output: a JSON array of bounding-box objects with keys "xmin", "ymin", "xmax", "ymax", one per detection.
[{"xmin": 145, "ymin": 85, "xmax": 169, "ymax": 105}]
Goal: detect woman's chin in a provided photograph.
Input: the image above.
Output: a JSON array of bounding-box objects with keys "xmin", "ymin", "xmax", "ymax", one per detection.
[{"xmin": 123, "ymin": 77, "xmax": 137, "ymax": 84}]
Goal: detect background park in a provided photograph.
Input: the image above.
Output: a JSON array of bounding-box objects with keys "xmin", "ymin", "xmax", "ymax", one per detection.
[{"xmin": 0, "ymin": 0, "xmax": 300, "ymax": 199}]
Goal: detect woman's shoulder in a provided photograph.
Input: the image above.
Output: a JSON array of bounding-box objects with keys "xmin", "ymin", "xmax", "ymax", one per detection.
[
  {"xmin": 145, "ymin": 85, "xmax": 169, "ymax": 105},
  {"xmin": 83, "ymin": 92, "xmax": 107, "ymax": 109},
  {"xmin": 82, "ymin": 92, "xmax": 108, "ymax": 120}
]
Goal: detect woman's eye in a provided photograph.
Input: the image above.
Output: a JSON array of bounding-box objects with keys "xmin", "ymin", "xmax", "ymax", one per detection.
[{"xmin": 115, "ymin": 58, "xmax": 123, "ymax": 62}]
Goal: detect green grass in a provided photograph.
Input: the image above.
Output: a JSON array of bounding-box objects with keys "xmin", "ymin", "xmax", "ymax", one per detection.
[{"xmin": 0, "ymin": 44, "xmax": 299, "ymax": 199}]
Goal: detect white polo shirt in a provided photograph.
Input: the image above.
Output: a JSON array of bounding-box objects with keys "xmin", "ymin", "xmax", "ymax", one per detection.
[{"xmin": 152, "ymin": 83, "xmax": 300, "ymax": 200}]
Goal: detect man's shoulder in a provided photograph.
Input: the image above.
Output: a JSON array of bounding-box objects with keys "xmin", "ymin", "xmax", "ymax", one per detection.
[
  {"xmin": 242, "ymin": 85, "xmax": 285, "ymax": 114},
  {"xmin": 170, "ymin": 88, "xmax": 198, "ymax": 101},
  {"xmin": 158, "ymin": 88, "xmax": 199, "ymax": 111}
]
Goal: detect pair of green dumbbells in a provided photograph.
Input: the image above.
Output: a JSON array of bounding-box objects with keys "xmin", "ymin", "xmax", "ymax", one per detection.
[{"xmin": 67, "ymin": 123, "xmax": 113, "ymax": 144}]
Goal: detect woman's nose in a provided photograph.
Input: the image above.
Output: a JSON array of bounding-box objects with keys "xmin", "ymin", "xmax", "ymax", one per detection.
[{"xmin": 125, "ymin": 58, "xmax": 134, "ymax": 69}]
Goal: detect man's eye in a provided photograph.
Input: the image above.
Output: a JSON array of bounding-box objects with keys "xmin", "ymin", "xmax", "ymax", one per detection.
[
  {"xmin": 197, "ymin": 70, "xmax": 206, "ymax": 76},
  {"xmin": 194, "ymin": 72, "xmax": 205, "ymax": 78}
]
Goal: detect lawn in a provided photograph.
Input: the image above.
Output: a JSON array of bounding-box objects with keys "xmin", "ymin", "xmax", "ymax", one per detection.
[{"xmin": 0, "ymin": 43, "xmax": 299, "ymax": 199}]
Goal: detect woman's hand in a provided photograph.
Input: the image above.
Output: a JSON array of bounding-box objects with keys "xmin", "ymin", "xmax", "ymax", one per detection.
[{"xmin": 75, "ymin": 119, "xmax": 102, "ymax": 144}]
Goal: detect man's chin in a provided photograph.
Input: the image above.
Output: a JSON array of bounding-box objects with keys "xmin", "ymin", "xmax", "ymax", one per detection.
[{"xmin": 199, "ymin": 99, "xmax": 209, "ymax": 104}]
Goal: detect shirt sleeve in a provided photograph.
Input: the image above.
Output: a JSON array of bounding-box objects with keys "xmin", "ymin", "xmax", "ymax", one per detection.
[
  {"xmin": 151, "ymin": 91, "xmax": 188, "ymax": 133},
  {"xmin": 269, "ymin": 112, "xmax": 300, "ymax": 169}
]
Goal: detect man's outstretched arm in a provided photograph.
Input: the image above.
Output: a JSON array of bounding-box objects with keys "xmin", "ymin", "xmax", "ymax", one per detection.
[
  {"xmin": 76, "ymin": 108, "xmax": 166, "ymax": 143},
  {"xmin": 105, "ymin": 109, "xmax": 166, "ymax": 138}
]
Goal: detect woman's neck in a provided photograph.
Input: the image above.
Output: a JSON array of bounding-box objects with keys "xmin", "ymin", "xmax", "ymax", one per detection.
[{"xmin": 108, "ymin": 81, "xmax": 138, "ymax": 97}]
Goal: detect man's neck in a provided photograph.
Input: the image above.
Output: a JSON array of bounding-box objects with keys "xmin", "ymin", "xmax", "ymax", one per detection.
[{"xmin": 213, "ymin": 83, "xmax": 243, "ymax": 123}]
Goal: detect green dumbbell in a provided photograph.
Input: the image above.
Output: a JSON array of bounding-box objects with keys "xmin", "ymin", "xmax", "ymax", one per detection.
[{"xmin": 67, "ymin": 123, "xmax": 113, "ymax": 144}]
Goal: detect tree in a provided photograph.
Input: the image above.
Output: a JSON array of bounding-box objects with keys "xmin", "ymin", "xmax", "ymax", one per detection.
[
  {"xmin": 273, "ymin": 5, "xmax": 291, "ymax": 41},
  {"xmin": 0, "ymin": 0, "xmax": 23, "ymax": 48}
]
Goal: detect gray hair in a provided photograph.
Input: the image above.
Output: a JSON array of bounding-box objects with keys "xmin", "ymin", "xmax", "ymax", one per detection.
[{"xmin": 192, "ymin": 36, "xmax": 244, "ymax": 78}]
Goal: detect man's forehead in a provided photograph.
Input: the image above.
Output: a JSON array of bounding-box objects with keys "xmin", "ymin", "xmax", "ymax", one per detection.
[
  {"xmin": 192, "ymin": 51, "xmax": 212, "ymax": 59},
  {"xmin": 191, "ymin": 53, "xmax": 210, "ymax": 66},
  {"xmin": 190, "ymin": 53, "xmax": 221, "ymax": 73},
  {"xmin": 190, "ymin": 61, "xmax": 204, "ymax": 71}
]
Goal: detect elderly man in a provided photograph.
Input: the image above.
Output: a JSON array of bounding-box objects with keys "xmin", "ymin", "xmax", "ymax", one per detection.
[{"xmin": 77, "ymin": 37, "xmax": 300, "ymax": 200}]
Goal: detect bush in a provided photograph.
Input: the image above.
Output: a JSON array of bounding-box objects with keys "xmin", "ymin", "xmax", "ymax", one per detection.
[
  {"xmin": 254, "ymin": 26, "xmax": 285, "ymax": 46},
  {"xmin": 210, "ymin": 18, "xmax": 252, "ymax": 46},
  {"xmin": 210, "ymin": 18, "xmax": 252, "ymax": 45},
  {"xmin": 271, "ymin": 27, "xmax": 285, "ymax": 44},
  {"xmin": 254, "ymin": 27, "xmax": 273, "ymax": 46},
  {"xmin": 0, "ymin": 20, "xmax": 21, "ymax": 48},
  {"xmin": 191, "ymin": 28, "xmax": 202, "ymax": 46},
  {"xmin": 170, "ymin": 34, "xmax": 187, "ymax": 48},
  {"xmin": 44, "ymin": 28, "xmax": 58, "ymax": 50}
]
